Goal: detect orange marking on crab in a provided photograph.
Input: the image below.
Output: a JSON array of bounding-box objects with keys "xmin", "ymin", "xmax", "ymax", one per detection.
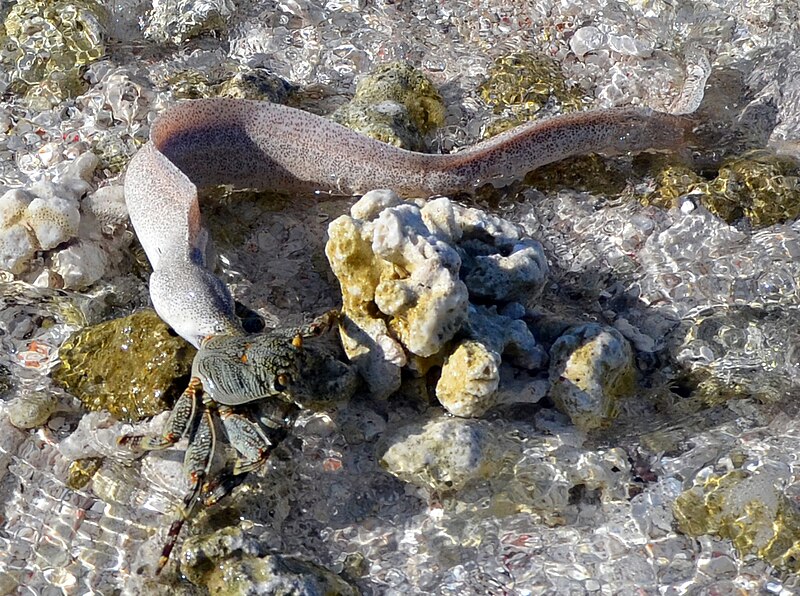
[{"xmin": 239, "ymin": 342, "xmax": 253, "ymax": 364}]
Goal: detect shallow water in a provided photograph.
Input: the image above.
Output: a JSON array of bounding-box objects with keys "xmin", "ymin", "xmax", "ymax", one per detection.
[{"xmin": 2, "ymin": 0, "xmax": 800, "ymax": 594}]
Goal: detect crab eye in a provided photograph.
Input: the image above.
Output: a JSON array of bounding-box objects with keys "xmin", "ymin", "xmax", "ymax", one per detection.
[{"xmin": 274, "ymin": 373, "xmax": 291, "ymax": 392}]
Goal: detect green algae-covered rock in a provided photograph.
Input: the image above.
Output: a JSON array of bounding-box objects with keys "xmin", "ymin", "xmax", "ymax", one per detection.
[
  {"xmin": 332, "ymin": 61, "xmax": 445, "ymax": 151},
  {"xmin": 0, "ymin": 363, "xmax": 11, "ymax": 397},
  {"xmin": 717, "ymin": 153, "xmax": 800, "ymax": 226},
  {"xmin": 674, "ymin": 466, "xmax": 800, "ymax": 572},
  {"xmin": 181, "ymin": 527, "xmax": 359, "ymax": 595},
  {"xmin": 166, "ymin": 69, "xmax": 218, "ymax": 100},
  {"xmin": 478, "ymin": 52, "xmax": 585, "ymax": 138},
  {"xmin": 92, "ymin": 132, "xmax": 141, "ymax": 174},
  {"xmin": 646, "ymin": 152, "xmax": 800, "ymax": 227},
  {"xmin": 66, "ymin": 457, "xmax": 103, "ymax": 490},
  {"xmin": 2, "ymin": 0, "xmax": 107, "ymax": 109},
  {"xmin": 53, "ymin": 309, "xmax": 196, "ymax": 423}
]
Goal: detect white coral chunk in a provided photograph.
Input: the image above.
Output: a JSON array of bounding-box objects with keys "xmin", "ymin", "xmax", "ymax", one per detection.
[
  {"xmin": 370, "ymin": 203, "xmax": 468, "ymax": 357},
  {"xmin": 0, "ymin": 223, "xmax": 37, "ymax": 274},
  {"xmin": 52, "ymin": 241, "xmax": 108, "ymax": 289},
  {"xmin": 350, "ymin": 188, "xmax": 404, "ymax": 220},
  {"xmin": 26, "ymin": 197, "xmax": 81, "ymax": 250},
  {"xmin": 327, "ymin": 191, "xmax": 548, "ymax": 406},
  {"xmin": 420, "ymin": 197, "xmax": 462, "ymax": 243},
  {"xmin": 83, "ymin": 185, "xmax": 128, "ymax": 226},
  {"xmin": 0, "ymin": 188, "xmax": 33, "ymax": 228}
]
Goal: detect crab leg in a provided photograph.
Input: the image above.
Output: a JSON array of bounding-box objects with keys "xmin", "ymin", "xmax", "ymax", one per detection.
[
  {"xmin": 199, "ymin": 472, "xmax": 249, "ymax": 509},
  {"xmin": 156, "ymin": 405, "xmax": 217, "ymax": 575},
  {"xmin": 118, "ymin": 377, "xmax": 202, "ymax": 451},
  {"xmin": 201, "ymin": 400, "xmax": 299, "ymax": 506},
  {"xmin": 259, "ymin": 399, "xmax": 300, "ymax": 430},
  {"xmin": 218, "ymin": 404, "xmax": 275, "ymax": 474}
]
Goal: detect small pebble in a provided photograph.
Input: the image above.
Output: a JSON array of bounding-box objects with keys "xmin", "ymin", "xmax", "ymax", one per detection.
[
  {"xmin": 680, "ymin": 198, "xmax": 697, "ymax": 214},
  {"xmin": 7, "ymin": 392, "xmax": 58, "ymax": 429},
  {"xmin": 380, "ymin": 417, "xmax": 501, "ymax": 492},
  {"xmin": 570, "ymin": 26, "xmax": 605, "ymax": 58}
]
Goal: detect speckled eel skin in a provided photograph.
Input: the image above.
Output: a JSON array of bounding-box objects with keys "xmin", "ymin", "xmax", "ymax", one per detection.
[{"xmin": 124, "ymin": 98, "xmax": 690, "ymax": 347}]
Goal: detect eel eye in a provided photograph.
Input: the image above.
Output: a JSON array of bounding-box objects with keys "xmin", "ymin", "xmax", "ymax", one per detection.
[{"xmin": 274, "ymin": 373, "xmax": 291, "ymax": 392}]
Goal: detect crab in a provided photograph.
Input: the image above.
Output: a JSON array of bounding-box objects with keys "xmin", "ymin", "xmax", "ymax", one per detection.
[{"xmin": 118, "ymin": 310, "xmax": 357, "ymax": 574}]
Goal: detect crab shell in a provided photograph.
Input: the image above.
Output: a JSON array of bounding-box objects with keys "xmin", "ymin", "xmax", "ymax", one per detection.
[{"xmin": 193, "ymin": 332, "xmax": 304, "ymax": 406}]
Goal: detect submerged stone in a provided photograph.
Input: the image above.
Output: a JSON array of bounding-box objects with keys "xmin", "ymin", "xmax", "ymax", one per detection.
[
  {"xmin": 548, "ymin": 323, "xmax": 635, "ymax": 431},
  {"xmin": 646, "ymin": 152, "xmax": 800, "ymax": 227},
  {"xmin": 53, "ymin": 309, "xmax": 196, "ymax": 422},
  {"xmin": 7, "ymin": 392, "xmax": 58, "ymax": 429},
  {"xmin": 144, "ymin": 0, "xmax": 236, "ymax": 44},
  {"xmin": 380, "ymin": 415, "xmax": 631, "ymax": 523},
  {"xmin": 2, "ymin": 0, "xmax": 107, "ymax": 108},
  {"xmin": 674, "ymin": 305, "xmax": 800, "ymax": 405},
  {"xmin": 0, "ymin": 572, "xmax": 19, "ymax": 595},
  {"xmin": 216, "ymin": 68, "xmax": 294, "ymax": 103},
  {"xmin": 66, "ymin": 457, "xmax": 103, "ymax": 491},
  {"xmin": 674, "ymin": 465, "xmax": 800, "ymax": 573},
  {"xmin": 0, "ymin": 363, "xmax": 13, "ymax": 397},
  {"xmin": 524, "ymin": 154, "xmax": 630, "ymax": 197},
  {"xmin": 478, "ymin": 52, "xmax": 585, "ymax": 137},
  {"xmin": 332, "ymin": 61, "xmax": 445, "ymax": 151},
  {"xmin": 380, "ymin": 417, "xmax": 507, "ymax": 493},
  {"xmin": 160, "ymin": 65, "xmax": 293, "ymax": 104},
  {"xmin": 165, "ymin": 69, "xmax": 218, "ymax": 100},
  {"xmin": 180, "ymin": 527, "xmax": 359, "ymax": 595}
]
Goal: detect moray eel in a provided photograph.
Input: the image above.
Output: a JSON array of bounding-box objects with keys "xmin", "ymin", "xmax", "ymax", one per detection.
[{"xmin": 124, "ymin": 98, "xmax": 691, "ymax": 347}]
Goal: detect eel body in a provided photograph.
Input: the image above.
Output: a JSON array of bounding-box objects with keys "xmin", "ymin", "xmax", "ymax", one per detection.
[{"xmin": 124, "ymin": 98, "xmax": 690, "ymax": 346}]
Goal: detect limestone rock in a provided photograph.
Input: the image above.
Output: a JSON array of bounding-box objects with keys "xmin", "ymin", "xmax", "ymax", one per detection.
[
  {"xmin": 436, "ymin": 340, "xmax": 501, "ymax": 418},
  {"xmin": 548, "ymin": 323, "xmax": 635, "ymax": 431},
  {"xmin": 327, "ymin": 190, "xmax": 548, "ymax": 414},
  {"xmin": 380, "ymin": 417, "xmax": 503, "ymax": 492},
  {"xmin": 180, "ymin": 527, "xmax": 359, "ymax": 595}
]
